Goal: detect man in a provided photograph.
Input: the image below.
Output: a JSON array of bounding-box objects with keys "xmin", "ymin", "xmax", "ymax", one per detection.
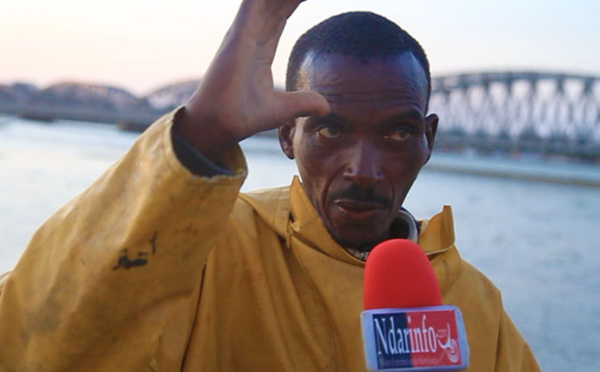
[{"xmin": 0, "ymin": 0, "xmax": 539, "ymax": 371}]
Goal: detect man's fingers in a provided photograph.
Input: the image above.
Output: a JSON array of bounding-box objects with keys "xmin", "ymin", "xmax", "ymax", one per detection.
[
  {"xmin": 252, "ymin": 0, "xmax": 305, "ymax": 21},
  {"xmin": 233, "ymin": 0, "xmax": 304, "ymax": 40},
  {"xmin": 274, "ymin": 90, "xmax": 330, "ymax": 123}
]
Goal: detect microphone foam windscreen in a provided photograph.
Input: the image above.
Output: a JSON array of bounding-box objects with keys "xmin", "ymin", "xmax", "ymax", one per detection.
[{"xmin": 363, "ymin": 239, "xmax": 442, "ymax": 310}]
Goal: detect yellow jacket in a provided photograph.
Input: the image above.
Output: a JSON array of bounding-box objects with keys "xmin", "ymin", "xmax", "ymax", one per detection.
[{"xmin": 0, "ymin": 111, "xmax": 539, "ymax": 371}]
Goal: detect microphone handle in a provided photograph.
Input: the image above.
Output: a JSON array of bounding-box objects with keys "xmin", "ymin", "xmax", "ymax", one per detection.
[{"xmin": 361, "ymin": 305, "xmax": 469, "ymax": 371}]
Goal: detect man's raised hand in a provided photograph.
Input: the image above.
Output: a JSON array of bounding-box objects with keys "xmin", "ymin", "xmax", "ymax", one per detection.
[{"xmin": 176, "ymin": 0, "xmax": 330, "ymax": 162}]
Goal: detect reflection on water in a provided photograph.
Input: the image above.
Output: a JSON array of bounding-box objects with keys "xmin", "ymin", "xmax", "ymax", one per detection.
[{"xmin": 1, "ymin": 116, "xmax": 599, "ymax": 371}]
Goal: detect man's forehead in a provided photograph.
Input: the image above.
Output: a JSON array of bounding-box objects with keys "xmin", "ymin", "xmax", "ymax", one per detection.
[{"xmin": 297, "ymin": 52, "xmax": 429, "ymax": 107}]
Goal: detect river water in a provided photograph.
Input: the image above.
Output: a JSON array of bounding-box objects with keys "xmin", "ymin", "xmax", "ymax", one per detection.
[{"xmin": 1, "ymin": 115, "xmax": 599, "ymax": 371}]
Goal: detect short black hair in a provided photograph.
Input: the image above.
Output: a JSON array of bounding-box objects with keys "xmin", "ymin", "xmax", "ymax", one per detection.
[{"xmin": 286, "ymin": 11, "xmax": 431, "ymax": 100}]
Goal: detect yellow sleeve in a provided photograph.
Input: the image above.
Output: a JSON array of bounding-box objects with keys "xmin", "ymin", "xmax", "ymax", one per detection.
[{"xmin": 0, "ymin": 109, "xmax": 247, "ymax": 371}]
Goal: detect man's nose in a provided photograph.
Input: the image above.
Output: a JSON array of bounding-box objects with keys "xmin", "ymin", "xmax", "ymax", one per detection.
[{"xmin": 343, "ymin": 141, "xmax": 383, "ymax": 188}]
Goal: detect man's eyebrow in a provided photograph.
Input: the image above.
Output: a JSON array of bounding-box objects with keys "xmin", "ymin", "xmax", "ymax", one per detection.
[
  {"xmin": 306, "ymin": 112, "xmax": 346, "ymax": 124},
  {"xmin": 305, "ymin": 108, "xmax": 424, "ymax": 126},
  {"xmin": 385, "ymin": 108, "xmax": 425, "ymax": 122}
]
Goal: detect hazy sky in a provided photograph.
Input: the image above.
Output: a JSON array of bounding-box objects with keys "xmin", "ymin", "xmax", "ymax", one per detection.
[{"xmin": 2, "ymin": 0, "xmax": 598, "ymax": 95}]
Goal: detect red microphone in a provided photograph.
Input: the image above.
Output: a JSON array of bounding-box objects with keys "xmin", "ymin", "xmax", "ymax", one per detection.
[{"xmin": 361, "ymin": 239, "xmax": 469, "ymax": 371}]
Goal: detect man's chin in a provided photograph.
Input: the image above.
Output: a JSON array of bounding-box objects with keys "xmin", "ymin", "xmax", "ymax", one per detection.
[{"xmin": 322, "ymin": 213, "xmax": 391, "ymax": 252}]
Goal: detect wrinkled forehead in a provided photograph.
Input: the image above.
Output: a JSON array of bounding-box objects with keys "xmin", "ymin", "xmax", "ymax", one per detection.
[{"xmin": 296, "ymin": 52, "xmax": 429, "ymax": 108}]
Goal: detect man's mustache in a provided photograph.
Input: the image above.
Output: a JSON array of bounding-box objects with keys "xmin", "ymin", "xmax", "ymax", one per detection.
[{"xmin": 328, "ymin": 183, "xmax": 391, "ymax": 206}]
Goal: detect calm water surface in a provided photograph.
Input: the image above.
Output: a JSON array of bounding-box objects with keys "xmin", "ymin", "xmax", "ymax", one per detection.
[{"xmin": 1, "ymin": 116, "xmax": 599, "ymax": 371}]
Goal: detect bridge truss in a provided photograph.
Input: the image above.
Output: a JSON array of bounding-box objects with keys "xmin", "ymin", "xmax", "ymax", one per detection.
[{"xmin": 430, "ymin": 72, "xmax": 600, "ymax": 159}]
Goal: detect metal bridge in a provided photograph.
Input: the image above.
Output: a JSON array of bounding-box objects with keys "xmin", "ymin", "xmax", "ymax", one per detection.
[{"xmin": 429, "ymin": 72, "xmax": 600, "ymax": 159}]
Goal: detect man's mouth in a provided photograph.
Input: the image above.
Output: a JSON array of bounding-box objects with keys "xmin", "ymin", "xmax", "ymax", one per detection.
[{"xmin": 333, "ymin": 199, "xmax": 386, "ymax": 222}]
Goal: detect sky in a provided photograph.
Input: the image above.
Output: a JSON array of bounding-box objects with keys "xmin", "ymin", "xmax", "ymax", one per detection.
[{"xmin": 1, "ymin": 0, "xmax": 599, "ymax": 95}]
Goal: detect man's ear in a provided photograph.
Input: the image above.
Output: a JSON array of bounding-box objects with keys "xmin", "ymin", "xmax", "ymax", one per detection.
[
  {"xmin": 424, "ymin": 113, "xmax": 439, "ymax": 163},
  {"xmin": 278, "ymin": 120, "xmax": 296, "ymax": 159}
]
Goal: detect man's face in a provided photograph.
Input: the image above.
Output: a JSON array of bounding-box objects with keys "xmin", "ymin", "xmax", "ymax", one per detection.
[{"xmin": 279, "ymin": 52, "xmax": 438, "ymax": 251}]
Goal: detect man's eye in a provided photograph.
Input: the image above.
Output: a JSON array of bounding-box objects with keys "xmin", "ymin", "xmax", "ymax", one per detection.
[
  {"xmin": 317, "ymin": 126, "xmax": 342, "ymax": 138},
  {"xmin": 384, "ymin": 129, "xmax": 411, "ymax": 141}
]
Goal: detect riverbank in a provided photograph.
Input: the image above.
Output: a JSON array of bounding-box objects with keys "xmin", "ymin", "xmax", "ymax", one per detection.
[{"xmin": 425, "ymin": 152, "xmax": 600, "ymax": 188}]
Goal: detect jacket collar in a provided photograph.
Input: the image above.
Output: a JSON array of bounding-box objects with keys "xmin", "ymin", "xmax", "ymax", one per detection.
[{"xmin": 241, "ymin": 176, "xmax": 461, "ymax": 291}]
